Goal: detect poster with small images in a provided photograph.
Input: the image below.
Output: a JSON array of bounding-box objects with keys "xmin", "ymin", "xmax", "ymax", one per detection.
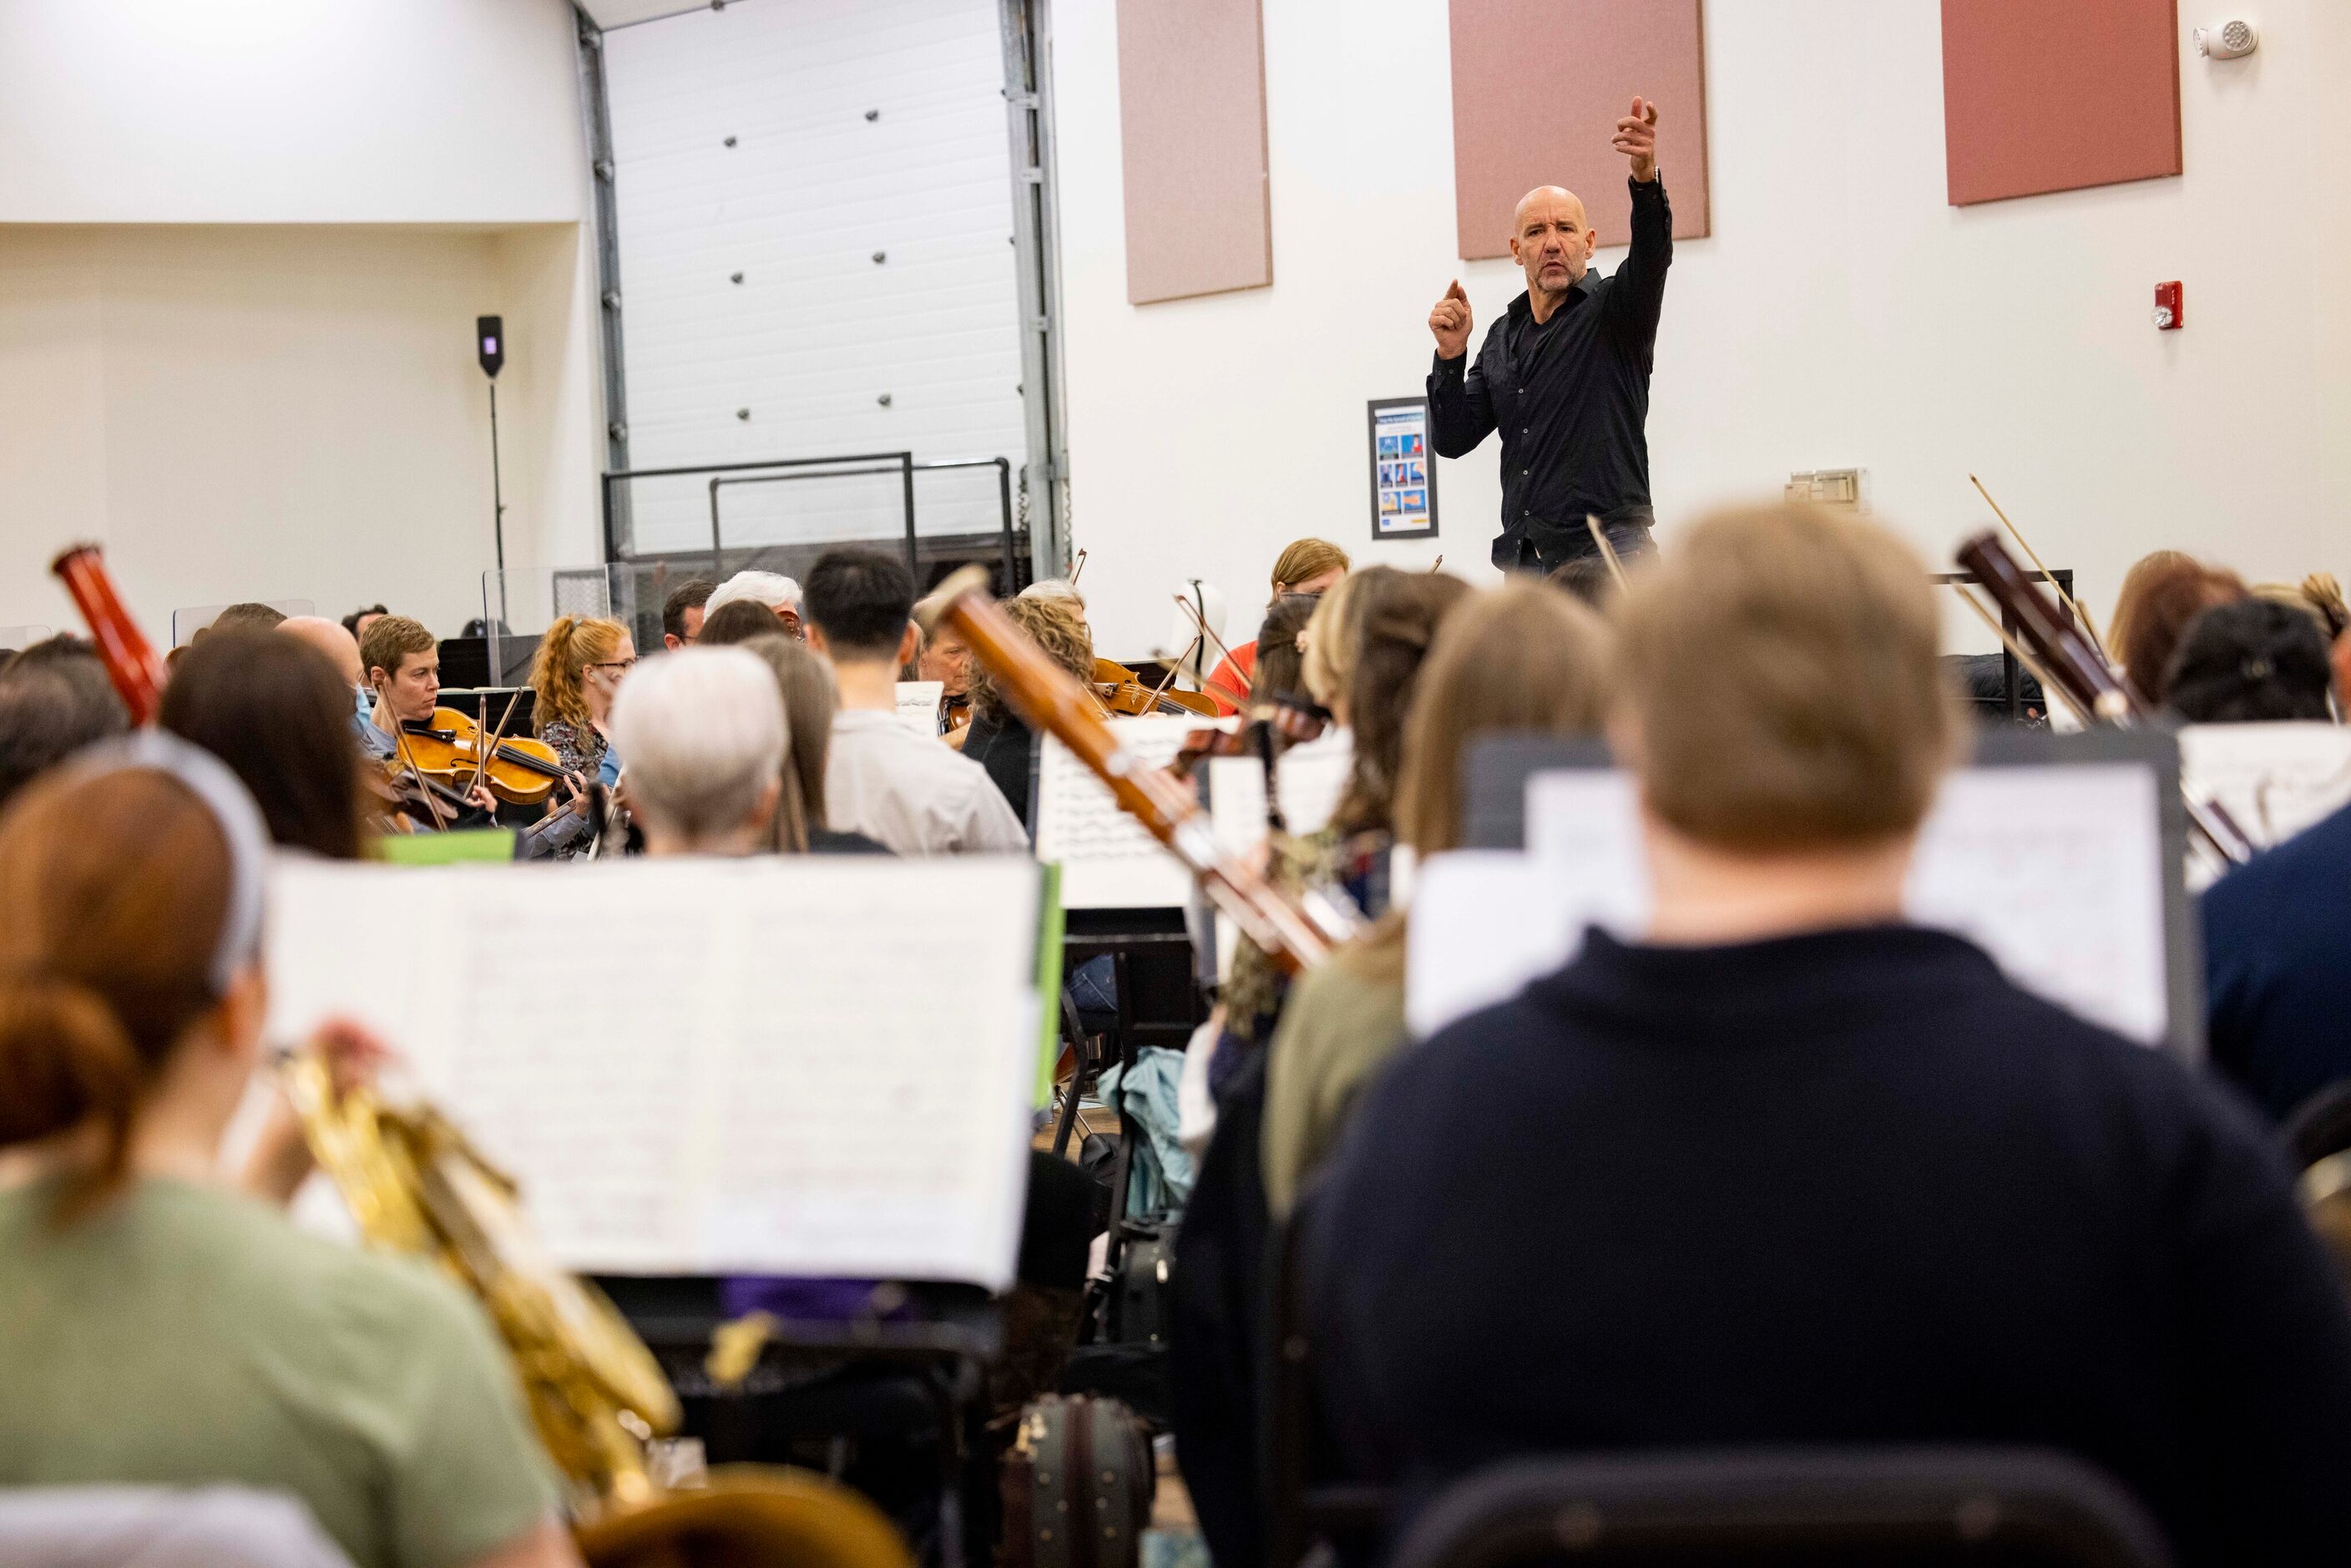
[{"xmin": 1368, "ymin": 397, "xmax": 1438, "ymax": 540}]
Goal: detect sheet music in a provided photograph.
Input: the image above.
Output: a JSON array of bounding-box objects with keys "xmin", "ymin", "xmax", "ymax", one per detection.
[
  {"xmin": 1206, "ymin": 755, "xmax": 1270, "ymax": 854},
  {"xmin": 2180, "ymin": 721, "xmax": 2351, "ymax": 852},
  {"xmin": 893, "ymin": 680, "xmax": 944, "ymax": 737},
  {"xmin": 1275, "ymin": 728, "xmax": 1352, "ymax": 835},
  {"xmin": 1204, "ymin": 756, "xmax": 1272, "ymax": 980},
  {"xmin": 1196, "ymin": 735, "xmax": 1357, "ymax": 975},
  {"xmin": 264, "ymin": 856, "xmax": 1039, "ymax": 1287},
  {"xmin": 1405, "ymin": 852, "xmax": 1590, "ymax": 1037},
  {"xmin": 1410, "ymin": 763, "xmax": 2172, "ymax": 1044},
  {"xmin": 1036, "ymin": 715, "xmax": 1211, "ymax": 909}
]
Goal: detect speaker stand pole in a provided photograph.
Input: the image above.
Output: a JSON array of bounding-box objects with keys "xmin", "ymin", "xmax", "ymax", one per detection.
[{"xmin": 488, "ymin": 380, "xmax": 510, "ymax": 634}]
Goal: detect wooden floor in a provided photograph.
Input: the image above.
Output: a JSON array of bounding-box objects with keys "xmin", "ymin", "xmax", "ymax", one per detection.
[{"xmin": 1029, "ymin": 1100, "xmax": 1123, "ymax": 1150}]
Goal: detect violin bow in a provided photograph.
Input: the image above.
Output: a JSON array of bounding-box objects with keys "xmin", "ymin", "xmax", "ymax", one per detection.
[
  {"xmin": 1428, "ymin": 555, "xmax": 1444, "ymax": 573},
  {"xmin": 1145, "ymin": 652, "xmax": 1189, "ymax": 713},
  {"xmin": 1172, "ymin": 591, "xmax": 1252, "ymax": 697},
  {"xmin": 478, "ymin": 690, "xmax": 523, "ymax": 789},
  {"xmin": 1968, "ymin": 474, "xmax": 2108, "ymax": 659},
  {"xmin": 382, "ymin": 688, "xmax": 452, "ymax": 832},
  {"xmin": 1584, "ymin": 514, "xmax": 1631, "ymax": 594},
  {"xmin": 1069, "ymin": 548, "xmax": 1089, "ymax": 587},
  {"xmin": 473, "ymin": 695, "xmax": 490, "ymax": 792}
]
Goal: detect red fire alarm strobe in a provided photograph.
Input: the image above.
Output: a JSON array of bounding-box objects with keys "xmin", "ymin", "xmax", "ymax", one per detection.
[{"xmin": 2154, "ymin": 281, "xmax": 2184, "ymax": 331}]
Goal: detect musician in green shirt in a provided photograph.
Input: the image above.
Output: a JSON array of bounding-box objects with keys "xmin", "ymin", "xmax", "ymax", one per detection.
[{"xmin": 0, "ymin": 735, "xmax": 571, "ymax": 1568}]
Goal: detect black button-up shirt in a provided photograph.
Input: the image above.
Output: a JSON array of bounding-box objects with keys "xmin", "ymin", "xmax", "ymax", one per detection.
[{"xmin": 1428, "ymin": 176, "xmax": 1672, "ymax": 567}]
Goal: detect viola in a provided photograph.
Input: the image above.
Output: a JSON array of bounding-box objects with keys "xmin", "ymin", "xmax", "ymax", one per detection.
[
  {"xmin": 924, "ymin": 569, "xmax": 1352, "ymax": 974},
  {"xmin": 395, "ymin": 706, "xmax": 569, "ymax": 807}
]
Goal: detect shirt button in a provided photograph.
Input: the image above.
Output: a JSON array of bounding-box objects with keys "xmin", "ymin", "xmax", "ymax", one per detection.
[
  {"xmin": 1521, "ymin": 427, "xmax": 1529, "ymax": 436},
  {"xmin": 1522, "ymin": 468, "xmax": 1531, "ymax": 476}
]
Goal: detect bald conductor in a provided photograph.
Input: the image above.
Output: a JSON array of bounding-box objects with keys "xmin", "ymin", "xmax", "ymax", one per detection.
[{"xmin": 1428, "ymin": 99, "xmax": 1671, "ymax": 573}]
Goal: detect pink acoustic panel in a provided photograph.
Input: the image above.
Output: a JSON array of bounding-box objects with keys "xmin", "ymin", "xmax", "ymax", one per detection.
[
  {"xmin": 1116, "ymin": 0, "xmax": 1272, "ymax": 305},
  {"xmin": 1942, "ymin": 0, "xmax": 2181, "ymax": 205},
  {"xmin": 1449, "ymin": 0, "xmax": 1710, "ymax": 262}
]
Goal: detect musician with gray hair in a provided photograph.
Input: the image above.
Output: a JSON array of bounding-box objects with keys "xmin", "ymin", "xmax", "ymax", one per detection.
[
  {"xmin": 704, "ymin": 569, "xmax": 805, "ymax": 639},
  {"xmin": 607, "ymin": 646, "xmax": 791, "ymax": 856}
]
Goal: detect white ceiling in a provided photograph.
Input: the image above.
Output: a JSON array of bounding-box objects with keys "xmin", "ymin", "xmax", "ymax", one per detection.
[{"xmin": 579, "ymin": 0, "xmax": 738, "ymax": 30}]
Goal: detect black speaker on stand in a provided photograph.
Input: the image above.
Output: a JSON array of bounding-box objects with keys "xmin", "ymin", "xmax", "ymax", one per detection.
[{"xmin": 478, "ymin": 316, "xmax": 508, "ymax": 631}]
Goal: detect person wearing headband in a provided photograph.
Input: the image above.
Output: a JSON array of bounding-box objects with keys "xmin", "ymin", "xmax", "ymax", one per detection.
[{"xmin": 0, "ymin": 735, "xmax": 576, "ymax": 1568}]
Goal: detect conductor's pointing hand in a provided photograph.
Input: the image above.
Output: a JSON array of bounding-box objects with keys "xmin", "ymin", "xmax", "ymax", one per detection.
[
  {"xmin": 1429, "ymin": 279, "xmax": 1473, "ymax": 360},
  {"xmin": 1614, "ymin": 96, "xmax": 1660, "ymax": 183}
]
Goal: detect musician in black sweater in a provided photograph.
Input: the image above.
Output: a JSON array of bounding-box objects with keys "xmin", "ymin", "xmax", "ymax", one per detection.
[{"xmin": 1302, "ymin": 502, "xmax": 2351, "ymax": 1565}]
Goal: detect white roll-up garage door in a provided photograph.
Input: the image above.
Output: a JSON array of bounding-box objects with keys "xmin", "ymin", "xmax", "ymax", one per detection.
[{"xmin": 604, "ymin": 0, "xmax": 1025, "ymax": 558}]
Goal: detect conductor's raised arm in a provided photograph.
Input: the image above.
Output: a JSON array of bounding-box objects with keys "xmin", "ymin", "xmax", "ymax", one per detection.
[
  {"xmin": 1605, "ymin": 96, "xmax": 1672, "ymax": 347},
  {"xmin": 1426, "ymin": 279, "xmax": 1495, "ymax": 458}
]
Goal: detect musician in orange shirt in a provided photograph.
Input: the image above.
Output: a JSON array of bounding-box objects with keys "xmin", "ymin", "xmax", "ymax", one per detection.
[{"xmin": 1203, "ymin": 538, "xmax": 1350, "ymax": 715}]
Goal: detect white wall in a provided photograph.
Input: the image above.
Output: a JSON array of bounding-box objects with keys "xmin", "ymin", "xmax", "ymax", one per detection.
[
  {"xmin": 1051, "ymin": 0, "xmax": 2351, "ymax": 657},
  {"xmin": 0, "ymin": 0, "xmax": 605, "ymax": 644},
  {"xmin": 0, "ymin": 225, "xmax": 594, "ymax": 641},
  {"xmin": 0, "ymin": 0, "xmax": 586, "ymax": 224}
]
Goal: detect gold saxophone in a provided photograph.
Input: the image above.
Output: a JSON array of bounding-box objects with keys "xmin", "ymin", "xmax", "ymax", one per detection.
[
  {"xmin": 279, "ymin": 1055, "xmax": 914, "ymax": 1568},
  {"xmin": 43, "ymin": 538, "xmax": 905, "ymax": 1557},
  {"xmin": 279, "ymin": 1054, "xmax": 676, "ymax": 1510}
]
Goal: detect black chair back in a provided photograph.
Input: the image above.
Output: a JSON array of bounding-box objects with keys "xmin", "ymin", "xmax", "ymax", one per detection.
[
  {"xmin": 1388, "ymin": 1450, "xmax": 2172, "ymax": 1568},
  {"xmin": 2284, "ymin": 1077, "xmax": 2351, "ymax": 1171}
]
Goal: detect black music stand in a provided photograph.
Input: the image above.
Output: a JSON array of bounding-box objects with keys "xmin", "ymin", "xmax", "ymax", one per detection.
[{"xmin": 1932, "ymin": 568, "xmax": 2075, "ymax": 721}]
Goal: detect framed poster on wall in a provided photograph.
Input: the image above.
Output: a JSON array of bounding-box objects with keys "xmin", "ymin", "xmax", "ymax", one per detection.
[{"xmin": 1368, "ymin": 397, "xmax": 1438, "ymax": 540}]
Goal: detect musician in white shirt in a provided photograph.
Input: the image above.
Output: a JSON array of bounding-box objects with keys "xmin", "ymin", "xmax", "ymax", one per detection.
[{"xmin": 801, "ymin": 549, "xmax": 1028, "ymax": 857}]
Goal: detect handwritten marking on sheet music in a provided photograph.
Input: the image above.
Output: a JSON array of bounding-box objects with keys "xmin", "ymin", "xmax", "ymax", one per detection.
[{"xmin": 263, "ymin": 857, "xmax": 1040, "ymax": 1287}]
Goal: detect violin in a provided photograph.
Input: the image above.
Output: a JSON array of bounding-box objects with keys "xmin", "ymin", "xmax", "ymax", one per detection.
[
  {"xmin": 1091, "ymin": 656, "xmax": 1224, "ymax": 719},
  {"xmin": 1170, "ymin": 691, "xmax": 1331, "ymax": 781},
  {"xmin": 923, "ymin": 569, "xmax": 1352, "ymax": 974},
  {"xmin": 370, "ymin": 761, "xmax": 488, "ymax": 832},
  {"xmin": 395, "ymin": 706, "xmax": 569, "ymax": 807}
]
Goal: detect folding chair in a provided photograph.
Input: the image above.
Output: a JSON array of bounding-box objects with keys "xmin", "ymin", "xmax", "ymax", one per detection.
[{"xmin": 1388, "ymin": 1449, "xmax": 2172, "ymax": 1568}]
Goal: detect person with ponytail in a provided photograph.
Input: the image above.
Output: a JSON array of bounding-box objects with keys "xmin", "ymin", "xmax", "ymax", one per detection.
[
  {"xmin": 527, "ymin": 615, "xmax": 633, "ymax": 860},
  {"xmin": 0, "ymin": 736, "xmax": 574, "ymax": 1568},
  {"xmin": 529, "ymin": 615, "xmax": 634, "ymax": 786}
]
